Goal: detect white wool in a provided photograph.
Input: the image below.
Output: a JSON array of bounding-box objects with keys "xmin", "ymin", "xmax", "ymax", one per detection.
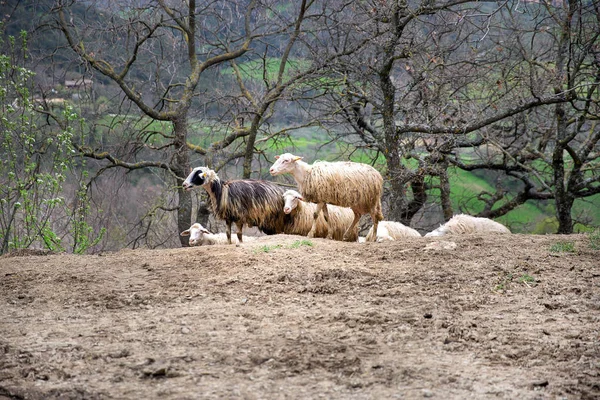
[
  {"xmin": 425, "ymin": 214, "xmax": 511, "ymax": 237},
  {"xmin": 365, "ymin": 221, "xmax": 421, "ymax": 242},
  {"xmin": 180, "ymin": 223, "xmax": 256, "ymax": 246},
  {"xmin": 270, "ymin": 153, "xmax": 383, "ymax": 242},
  {"xmin": 281, "ymin": 189, "xmax": 358, "ymax": 241}
]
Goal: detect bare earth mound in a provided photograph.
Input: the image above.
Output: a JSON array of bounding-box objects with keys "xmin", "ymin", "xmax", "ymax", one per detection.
[{"xmin": 1, "ymin": 234, "xmax": 599, "ymax": 399}]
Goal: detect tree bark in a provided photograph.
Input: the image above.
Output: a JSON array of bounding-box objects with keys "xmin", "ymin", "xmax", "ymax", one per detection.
[{"xmin": 173, "ymin": 118, "xmax": 192, "ymax": 246}]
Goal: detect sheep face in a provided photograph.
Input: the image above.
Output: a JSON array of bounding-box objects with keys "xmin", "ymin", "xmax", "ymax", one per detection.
[
  {"xmin": 183, "ymin": 167, "xmax": 213, "ymax": 190},
  {"xmin": 269, "ymin": 153, "xmax": 303, "ymax": 176},
  {"xmin": 282, "ymin": 189, "xmax": 303, "ymax": 214},
  {"xmin": 180, "ymin": 223, "xmax": 210, "ymax": 246}
]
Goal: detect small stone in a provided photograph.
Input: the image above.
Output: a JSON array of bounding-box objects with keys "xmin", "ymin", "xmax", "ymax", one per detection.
[
  {"xmin": 530, "ymin": 380, "xmax": 549, "ymax": 389},
  {"xmin": 181, "ymin": 327, "xmax": 191, "ymax": 334},
  {"xmin": 422, "ymin": 389, "xmax": 434, "ymax": 397},
  {"xmin": 423, "ymin": 313, "xmax": 433, "ymax": 319}
]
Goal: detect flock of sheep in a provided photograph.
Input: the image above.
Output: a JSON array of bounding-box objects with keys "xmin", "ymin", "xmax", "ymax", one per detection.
[{"xmin": 180, "ymin": 153, "xmax": 511, "ymax": 246}]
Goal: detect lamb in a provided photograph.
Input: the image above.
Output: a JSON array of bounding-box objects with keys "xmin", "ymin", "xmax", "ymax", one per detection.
[
  {"xmin": 269, "ymin": 153, "xmax": 383, "ymax": 242},
  {"xmin": 281, "ymin": 190, "xmax": 358, "ymax": 241},
  {"xmin": 180, "ymin": 223, "xmax": 257, "ymax": 246},
  {"xmin": 182, "ymin": 167, "xmax": 287, "ymax": 244},
  {"xmin": 424, "ymin": 214, "xmax": 511, "ymax": 237},
  {"xmin": 365, "ymin": 220, "xmax": 421, "ymax": 242}
]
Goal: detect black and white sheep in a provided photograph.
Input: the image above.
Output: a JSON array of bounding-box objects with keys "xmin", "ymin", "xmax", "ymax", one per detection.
[
  {"xmin": 424, "ymin": 214, "xmax": 511, "ymax": 237},
  {"xmin": 182, "ymin": 167, "xmax": 287, "ymax": 244},
  {"xmin": 269, "ymin": 153, "xmax": 384, "ymax": 242},
  {"xmin": 180, "ymin": 223, "xmax": 257, "ymax": 246},
  {"xmin": 365, "ymin": 220, "xmax": 421, "ymax": 242},
  {"xmin": 282, "ymin": 189, "xmax": 358, "ymax": 242}
]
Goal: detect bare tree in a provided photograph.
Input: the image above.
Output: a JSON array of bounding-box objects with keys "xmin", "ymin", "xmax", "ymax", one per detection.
[
  {"xmin": 48, "ymin": 0, "xmax": 263, "ymax": 245},
  {"xmin": 313, "ymin": 0, "xmax": 586, "ymax": 229}
]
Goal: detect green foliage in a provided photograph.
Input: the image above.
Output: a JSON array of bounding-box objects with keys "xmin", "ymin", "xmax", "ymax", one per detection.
[
  {"xmin": 494, "ymin": 273, "xmax": 512, "ymax": 292},
  {"xmin": 254, "ymin": 244, "xmax": 283, "ymax": 253},
  {"xmin": 220, "ymin": 58, "xmax": 312, "ymax": 83},
  {"xmin": 253, "ymin": 239, "xmax": 314, "ymax": 253},
  {"xmin": 288, "ymin": 239, "xmax": 313, "ymax": 248},
  {"xmin": 0, "ymin": 31, "xmax": 103, "ymax": 255},
  {"xmin": 494, "ymin": 272, "xmax": 536, "ymax": 291},
  {"xmin": 517, "ymin": 274, "xmax": 535, "ymax": 284},
  {"xmin": 549, "ymin": 241, "xmax": 575, "ymax": 253}
]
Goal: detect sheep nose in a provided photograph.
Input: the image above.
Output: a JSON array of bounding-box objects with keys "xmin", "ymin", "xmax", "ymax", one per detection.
[
  {"xmin": 284, "ymin": 207, "xmax": 290, "ymax": 214},
  {"xmin": 269, "ymin": 168, "xmax": 275, "ymax": 175}
]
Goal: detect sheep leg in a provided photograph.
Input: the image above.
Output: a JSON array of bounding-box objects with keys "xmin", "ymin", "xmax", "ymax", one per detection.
[
  {"xmin": 367, "ymin": 207, "xmax": 383, "ymax": 242},
  {"xmin": 344, "ymin": 211, "xmax": 361, "ymax": 242},
  {"xmin": 322, "ymin": 204, "xmax": 332, "ymax": 239},
  {"xmin": 226, "ymin": 221, "xmax": 233, "ymax": 244},
  {"xmin": 236, "ymin": 221, "xmax": 244, "ymax": 243},
  {"xmin": 308, "ymin": 202, "xmax": 326, "ymax": 238}
]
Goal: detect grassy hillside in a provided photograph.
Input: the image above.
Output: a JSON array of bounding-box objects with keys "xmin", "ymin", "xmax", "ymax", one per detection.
[{"xmin": 253, "ymin": 126, "xmax": 600, "ymax": 233}]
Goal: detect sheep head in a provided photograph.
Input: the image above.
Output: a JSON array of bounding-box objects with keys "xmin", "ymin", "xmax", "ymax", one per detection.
[
  {"xmin": 180, "ymin": 223, "xmax": 211, "ymax": 246},
  {"xmin": 282, "ymin": 189, "xmax": 303, "ymax": 214},
  {"xmin": 183, "ymin": 167, "xmax": 218, "ymax": 190},
  {"xmin": 269, "ymin": 153, "xmax": 303, "ymax": 176}
]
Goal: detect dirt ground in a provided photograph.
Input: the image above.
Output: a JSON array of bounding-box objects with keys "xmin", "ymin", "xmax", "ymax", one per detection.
[{"xmin": 1, "ymin": 233, "xmax": 599, "ymax": 399}]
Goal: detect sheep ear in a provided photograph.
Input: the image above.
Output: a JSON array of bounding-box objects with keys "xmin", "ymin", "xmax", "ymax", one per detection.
[
  {"xmin": 180, "ymin": 230, "xmax": 190, "ymax": 236},
  {"xmin": 293, "ymin": 156, "xmax": 303, "ymax": 161},
  {"xmin": 275, "ymin": 155, "xmax": 280, "ymax": 159},
  {"xmin": 200, "ymin": 227, "xmax": 211, "ymax": 234}
]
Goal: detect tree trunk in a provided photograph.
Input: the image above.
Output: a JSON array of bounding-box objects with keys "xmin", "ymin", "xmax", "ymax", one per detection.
[
  {"xmin": 196, "ymin": 200, "xmax": 211, "ymax": 229},
  {"xmin": 439, "ymin": 167, "xmax": 453, "ymax": 222},
  {"xmin": 242, "ymin": 117, "xmax": 260, "ymax": 178},
  {"xmin": 555, "ymin": 191, "xmax": 574, "ymax": 234},
  {"xmin": 173, "ymin": 118, "xmax": 193, "ymax": 246}
]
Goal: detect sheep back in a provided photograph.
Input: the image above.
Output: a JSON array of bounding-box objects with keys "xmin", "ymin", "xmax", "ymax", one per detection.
[
  {"xmin": 427, "ymin": 214, "xmax": 511, "ymax": 236},
  {"xmin": 302, "ymin": 161, "xmax": 383, "ymax": 214},
  {"xmin": 366, "ymin": 221, "xmax": 421, "ymax": 241},
  {"xmin": 210, "ymin": 179, "xmax": 286, "ymax": 235}
]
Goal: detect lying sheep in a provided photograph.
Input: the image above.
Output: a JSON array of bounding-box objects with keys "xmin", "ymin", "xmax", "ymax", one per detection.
[
  {"xmin": 270, "ymin": 153, "xmax": 383, "ymax": 242},
  {"xmin": 282, "ymin": 190, "xmax": 358, "ymax": 242},
  {"xmin": 180, "ymin": 223, "xmax": 257, "ymax": 246},
  {"xmin": 425, "ymin": 214, "xmax": 511, "ymax": 237},
  {"xmin": 182, "ymin": 167, "xmax": 287, "ymax": 244},
  {"xmin": 365, "ymin": 220, "xmax": 421, "ymax": 242}
]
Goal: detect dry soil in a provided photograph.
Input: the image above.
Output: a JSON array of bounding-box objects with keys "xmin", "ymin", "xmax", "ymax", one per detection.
[{"xmin": 1, "ymin": 233, "xmax": 599, "ymax": 399}]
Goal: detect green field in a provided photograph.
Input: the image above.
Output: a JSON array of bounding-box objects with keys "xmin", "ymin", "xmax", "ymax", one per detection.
[{"xmin": 252, "ymin": 126, "xmax": 600, "ymax": 233}]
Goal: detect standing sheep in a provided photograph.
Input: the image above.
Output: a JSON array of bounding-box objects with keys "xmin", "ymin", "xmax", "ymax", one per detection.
[
  {"xmin": 182, "ymin": 167, "xmax": 286, "ymax": 244},
  {"xmin": 269, "ymin": 153, "xmax": 383, "ymax": 242},
  {"xmin": 365, "ymin": 220, "xmax": 421, "ymax": 242},
  {"xmin": 180, "ymin": 223, "xmax": 257, "ymax": 246},
  {"xmin": 424, "ymin": 214, "xmax": 511, "ymax": 237},
  {"xmin": 282, "ymin": 190, "xmax": 358, "ymax": 242}
]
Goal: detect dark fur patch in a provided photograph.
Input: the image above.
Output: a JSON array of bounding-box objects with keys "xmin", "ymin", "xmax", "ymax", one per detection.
[
  {"xmin": 208, "ymin": 178, "xmax": 287, "ymax": 235},
  {"xmin": 190, "ymin": 169, "xmax": 206, "ymax": 186}
]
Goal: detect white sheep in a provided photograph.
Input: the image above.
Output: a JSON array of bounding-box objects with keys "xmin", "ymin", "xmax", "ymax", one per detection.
[
  {"xmin": 281, "ymin": 190, "xmax": 358, "ymax": 241},
  {"xmin": 424, "ymin": 214, "xmax": 511, "ymax": 237},
  {"xmin": 180, "ymin": 223, "xmax": 257, "ymax": 246},
  {"xmin": 270, "ymin": 153, "xmax": 383, "ymax": 242},
  {"xmin": 365, "ymin": 220, "xmax": 421, "ymax": 242}
]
